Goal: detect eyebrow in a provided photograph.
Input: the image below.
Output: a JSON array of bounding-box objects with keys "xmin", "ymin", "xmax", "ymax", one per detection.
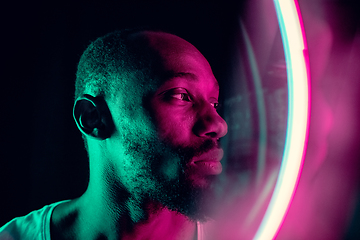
[
  {"xmin": 170, "ymin": 72, "xmax": 219, "ymax": 89},
  {"xmin": 173, "ymin": 72, "xmax": 196, "ymax": 79}
]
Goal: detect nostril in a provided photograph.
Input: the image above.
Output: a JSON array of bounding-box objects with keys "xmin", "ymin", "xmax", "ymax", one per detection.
[{"xmin": 205, "ymin": 132, "xmax": 217, "ymax": 138}]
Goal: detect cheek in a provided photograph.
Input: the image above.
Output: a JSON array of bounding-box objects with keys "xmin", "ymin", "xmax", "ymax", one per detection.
[{"xmin": 154, "ymin": 108, "xmax": 195, "ymax": 146}]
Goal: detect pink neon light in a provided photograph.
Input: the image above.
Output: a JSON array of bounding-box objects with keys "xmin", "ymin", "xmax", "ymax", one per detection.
[
  {"xmin": 253, "ymin": 0, "xmax": 311, "ymax": 239},
  {"xmin": 273, "ymin": 1, "xmax": 311, "ymax": 238}
]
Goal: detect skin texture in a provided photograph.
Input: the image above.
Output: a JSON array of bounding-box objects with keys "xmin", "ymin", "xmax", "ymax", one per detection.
[{"xmin": 51, "ymin": 31, "xmax": 227, "ymax": 240}]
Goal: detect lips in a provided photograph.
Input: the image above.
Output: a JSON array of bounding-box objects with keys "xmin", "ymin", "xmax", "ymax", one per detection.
[{"xmin": 188, "ymin": 148, "xmax": 224, "ymax": 175}]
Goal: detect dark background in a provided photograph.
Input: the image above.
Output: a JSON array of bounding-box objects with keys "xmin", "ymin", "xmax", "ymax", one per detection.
[{"xmin": 1, "ymin": 0, "xmax": 244, "ymax": 225}]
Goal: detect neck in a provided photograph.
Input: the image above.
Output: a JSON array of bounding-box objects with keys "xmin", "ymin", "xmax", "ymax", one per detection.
[
  {"xmin": 119, "ymin": 204, "xmax": 197, "ymax": 240},
  {"xmin": 51, "ymin": 144, "xmax": 198, "ymax": 240},
  {"xmin": 51, "ymin": 181, "xmax": 197, "ymax": 240}
]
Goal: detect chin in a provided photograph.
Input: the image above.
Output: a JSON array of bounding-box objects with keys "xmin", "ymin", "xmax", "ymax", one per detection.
[
  {"xmin": 188, "ymin": 174, "xmax": 218, "ymax": 189},
  {"xmin": 154, "ymin": 174, "xmax": 217, "ymax": 222}
]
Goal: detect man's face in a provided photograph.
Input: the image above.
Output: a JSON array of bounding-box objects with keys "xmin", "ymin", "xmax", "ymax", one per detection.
[
  {"xmin": 147, "ymin": 32, "xmax": 228, "ymax": 186},
  {"xmin": 106, "ymin": 32, "xmax": 227, "ymax": 220}
]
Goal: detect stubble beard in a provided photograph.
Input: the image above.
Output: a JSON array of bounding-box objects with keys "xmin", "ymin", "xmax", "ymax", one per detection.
[
  {"xmin": 120, "ymin": 123, "xmax": 219, "ymax": 222},
  {"xmin": 144, "ymin": 137, "xmax": 219, "ymax": 222}
]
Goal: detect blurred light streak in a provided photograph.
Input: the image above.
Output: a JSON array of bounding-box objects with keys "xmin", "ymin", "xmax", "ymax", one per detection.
[
  {"xmin": 253, "ymin": 0, "xmax": 310, "ymax": 239},
  {"xmin": 239, "ymin": 20, "xmax": 268, "ymax": 187}
]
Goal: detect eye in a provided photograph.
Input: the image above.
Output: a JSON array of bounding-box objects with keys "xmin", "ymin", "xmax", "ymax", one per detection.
[
  {"xmin": 171, "ymin": 92, "xmax": 191, "ymax": 102},
  {"xmin": 211, "ymin": 102, "xmax": 221, "ymax": 110},
  {"xmin": 161, "ymin": 88, "xmax": 192, "ymax": 103}
]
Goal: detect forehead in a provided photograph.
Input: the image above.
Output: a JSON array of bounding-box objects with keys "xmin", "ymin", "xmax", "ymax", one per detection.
[{"xmin": 140, "ymin": 31, "xmax": 218, "ymax": 88}]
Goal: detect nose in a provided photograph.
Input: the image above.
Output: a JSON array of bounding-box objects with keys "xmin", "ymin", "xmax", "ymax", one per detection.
[{"xmin": 193, "ymin": 104, "xmax": 228, "ymax": 139}]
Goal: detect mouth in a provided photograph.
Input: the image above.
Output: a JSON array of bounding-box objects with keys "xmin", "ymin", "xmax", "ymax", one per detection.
[{"xmin": 188, "ymin": 148, "xmax": 224, "ymax": 175}]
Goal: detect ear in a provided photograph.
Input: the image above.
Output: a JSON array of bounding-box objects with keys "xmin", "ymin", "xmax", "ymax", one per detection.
[{"xmin": 73, "ymin": 94, "xmax": 115, "ymax": 139}]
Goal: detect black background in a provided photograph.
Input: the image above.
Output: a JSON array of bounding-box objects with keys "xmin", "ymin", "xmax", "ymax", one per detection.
[{"xmin": 1, "ymin": 0, "xmax": 244, "ymax": 225}]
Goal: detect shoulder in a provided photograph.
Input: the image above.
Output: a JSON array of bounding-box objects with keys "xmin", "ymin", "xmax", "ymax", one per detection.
[{"xmin": 0, "ymin": 201, "xmax": 69, "ymax": 240}]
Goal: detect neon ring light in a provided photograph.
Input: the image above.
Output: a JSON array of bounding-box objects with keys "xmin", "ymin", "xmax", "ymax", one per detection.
[{"xmin": 253, "ymin": 0, "xmax": 310, "ymax": 239}]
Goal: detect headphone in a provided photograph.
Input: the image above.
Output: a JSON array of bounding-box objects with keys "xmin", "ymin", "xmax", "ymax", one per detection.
[{"xmin": 73, "ymin": 94, "xmax": 115, "ymax": 139}]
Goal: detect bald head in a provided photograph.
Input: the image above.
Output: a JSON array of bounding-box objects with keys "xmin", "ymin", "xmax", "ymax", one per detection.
[
  {"xmin": 141, "ymin": 31, "xmax": 215, "ymax": 81},
  {"xmin": 75, "ymin": 30, "xmax": 214, "ymax": 102},
  {"xmin": 75, "ymin": 29, "xmax": 154, "ymax": 101}
]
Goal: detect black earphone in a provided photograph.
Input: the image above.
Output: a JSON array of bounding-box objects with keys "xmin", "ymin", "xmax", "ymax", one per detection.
[{"xmin": 73, "ymin": 94, "xmax": 115, "ymax": 139}]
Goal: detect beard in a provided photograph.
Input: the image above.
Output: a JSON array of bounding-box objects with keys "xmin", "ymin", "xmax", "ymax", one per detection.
[
  {"xmin": 151, "ymin": 169, "xmax": 217, "ymax": 222},
  {"xmin": 118, "ymin": 117, "xmax": 220, "ymax": 222},
  {"xmin": 148, "ymin": 138, "xmax": 220, "ymax": 222}
]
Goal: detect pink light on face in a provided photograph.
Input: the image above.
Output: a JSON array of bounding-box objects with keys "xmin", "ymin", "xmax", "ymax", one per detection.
[{"xmin": 253, "ymin": 0, "xmax": 311, "ymax": 239}]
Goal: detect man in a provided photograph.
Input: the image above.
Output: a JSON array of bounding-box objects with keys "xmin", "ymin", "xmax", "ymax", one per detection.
[{"xmin": 0, "ymin": 29, "xmax": 228, "ymax": 240}]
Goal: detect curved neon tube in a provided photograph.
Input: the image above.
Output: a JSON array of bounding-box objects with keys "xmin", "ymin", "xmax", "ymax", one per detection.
[{"xmin": 253, "ymin": 0, "xmax": 310, "ymax": 239}]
